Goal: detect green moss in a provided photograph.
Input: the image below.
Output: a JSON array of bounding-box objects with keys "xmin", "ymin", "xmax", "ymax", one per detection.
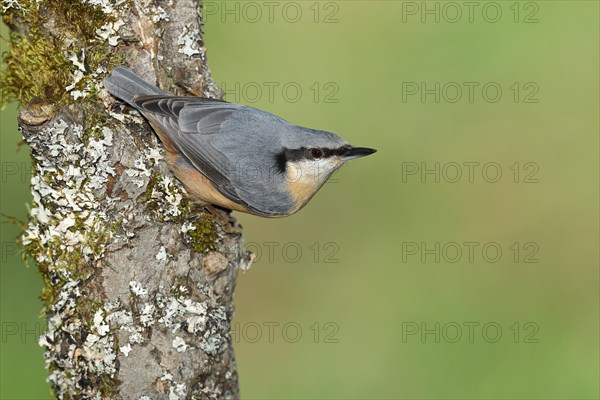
[
  {"xmin": 0, "ymin": 29, "xmax": 72, "ymax": 106},
  {"xmin": 98, "ymin": 374, "xmax": 122, "ymax": 399},
  {"xmin": 187, "ymin": 216, "xmax": 217, "ymax": 253},
  {"xmin": 46, "ymin": 1, "xmax": 110, "ymax": 41},
  {"xmin": 1, "ymin": 0, "xmax": 124, "ymax": 108},
  {"xmin": 143, "ymin": 171, "xmax": 165, "ymax": 214},
  {"xmin": 171, "ymin": 276, "xmax": 190, "ymax": 298}
]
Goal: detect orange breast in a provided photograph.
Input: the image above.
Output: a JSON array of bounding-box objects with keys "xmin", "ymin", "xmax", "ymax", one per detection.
[
  {"xmin": 170, "ymin": 162, "xmax": 251, "ymax": 213},
  {"xmin": 285, "ymin": 164, "xmax": 322, "ymax": 214}
]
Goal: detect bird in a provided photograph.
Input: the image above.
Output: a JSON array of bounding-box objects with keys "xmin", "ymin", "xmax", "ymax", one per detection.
[{"xmin": 104, "ymin": 66, "xmax": 376, "ymax": 217}]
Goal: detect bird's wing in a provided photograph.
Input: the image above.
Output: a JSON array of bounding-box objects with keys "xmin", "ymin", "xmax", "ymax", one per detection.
[
  {"xmin": 132, "ymin": 95, "xmax": 291, "ymax": 215},
  {"xmin": 133, "ymin": 96, "xmax": 253, "ymax": 208},
  {"xmin": 134, "ymin": 95, "xmax": 238, "ymax": 133}
]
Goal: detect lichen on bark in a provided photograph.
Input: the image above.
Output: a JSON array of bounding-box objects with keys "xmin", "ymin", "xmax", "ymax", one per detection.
[{"xmin": 1, "ymin": 0, "xmax": 249, "ymax": 398}]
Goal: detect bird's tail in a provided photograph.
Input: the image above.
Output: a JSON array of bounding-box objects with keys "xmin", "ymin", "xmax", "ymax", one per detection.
[{"xmin": 103, "ymin": 66, "xmax": 167, "ymax": 107}]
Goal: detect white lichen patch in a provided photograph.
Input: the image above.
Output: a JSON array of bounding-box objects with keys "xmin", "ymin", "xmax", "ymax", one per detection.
[
  {"xmin": 150, "ymin": 5, "xmax": 169, "ymax": 22},
  {"xmin": 106, "ymin": 302, "xmax": 145, "ymax": 346},
  {"xmin": 177, "ymin": 24, "xmax": 201, "ymax": 57},
  {"xmin": 169, "ymin": 383, "xmax": 187, "ymax": 400},
  {"xmin": 65, "ymin": 52, "xmax": 86, "ymax": 95},
  {"xmin": 23, "ymin": 119, "xmax": 114, "ymax": 263},
  {"xmin": 93, "ymin": 309, "xmax": 110, "ymax": 336},
  {"xmin": 107, "ymin": 286, "xmax": 228, "ymax": 360},
  {"xmin": 172, "ymin": 336, "xmax": 190, "ymax": 352},
  {"xmin": 82, "ymin": 332, "xmax": 117, "ymax": 375},
  {"xmin": 96, "ymin": 19, "xmax": 125, "ymax": 46},
  {"xmin": 84, "ymin": 0, "xmax": 127, "ymax": 14},
  {"xmin": 162, "ymin": 177, "xmax": 183, "ymax": 212},
  {"xmin": 177, "ymin": 285, "xmax": 188, "ymax": 295},
  {"xmin": 120, "ymin": 343, "xmax": 132, "ymax": 357},
  {"xmin": 64, "ymin": 50, "xmax": 94, "ymax": 100},
  {"xmin": 1, "ymin": 0, "xmax": 26, "ymax": 13},
  {"xmin": 125, "ymin": 157, "xmax": 153, "ymax": 188},
  {"xmin": 39, "ymin": 281, "xmax": 118, "ymax": 395},
  {"xmin": 146, "ymin": 147, "xmax": 164, "ymax": 163},
  {"xmin": 180, "ymin": 222, "xmax": 196, "ymax": 234},
  {"xmin": 199, "ymin": 335, "xmax": 221, "ymax": 355},
  {"xmin": 186, "ymin": 315, "xmax": 207, "ymax": 337},
  {"xmin": 139, "ymin": 303, "xmax": 156, "ymax": 327},
  {"xmin": 146, "ymin": 175, "xmax": 189, "ymax": 219},
  {"xmin": 88, "ymin": 127, "xmax": 116, "ymax": 189},
  {"xmin": 156, "ymin": 246, "xmax": 168, "ymax": 261},
  {"xmin": 68, "ymin": 51, "xmax": 86, "ymax": 72},
  {"xmin": 158, "ymin": 371, "xmax": 188, "ymax": 400},
  {"xmin": 130, "ymin": 281, "xmax": 149, "ymax": 298}
]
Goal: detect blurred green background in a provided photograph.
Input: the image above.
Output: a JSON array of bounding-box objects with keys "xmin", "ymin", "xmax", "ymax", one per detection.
[{"xmin": 1, "ymin": 1, "xmax": 599, "ymax": 399}]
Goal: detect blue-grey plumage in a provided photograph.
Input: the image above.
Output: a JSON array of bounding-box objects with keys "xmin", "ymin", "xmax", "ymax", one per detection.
[{"xmin": 103, "ymin": 66, "xmax": 376, "ymax": 217}]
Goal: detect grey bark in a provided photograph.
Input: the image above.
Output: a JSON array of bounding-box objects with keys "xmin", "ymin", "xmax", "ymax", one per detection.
[{"xmin": 11, "ymin": 1, "xmax": 251, "ymax": 399}]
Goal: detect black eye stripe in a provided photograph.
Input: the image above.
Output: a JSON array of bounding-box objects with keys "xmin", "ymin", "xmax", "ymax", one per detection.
[
  {"xmin": 274, "ymin": 146, "xmax": 349, "ymax": 173},
  {"xmin": 274, "ymin": 151, "xmax": 287, "ymax": 173}
]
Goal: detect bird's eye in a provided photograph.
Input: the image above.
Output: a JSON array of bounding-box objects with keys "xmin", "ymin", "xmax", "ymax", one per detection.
[{"xmin": 310, "ymin": 148, "xmax": 323, "ymax": 159}]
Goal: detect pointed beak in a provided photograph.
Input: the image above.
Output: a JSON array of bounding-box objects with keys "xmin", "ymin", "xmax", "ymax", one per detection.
[{"xmin": 340, "ymin": 146, "xmax": 377, "ymax": 161}]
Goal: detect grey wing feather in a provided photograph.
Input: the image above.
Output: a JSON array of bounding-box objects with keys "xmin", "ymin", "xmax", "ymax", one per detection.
[
  {"xmin": 130, "ymin": 94, "xmax": 294, "ymax": 216},
  {"xmin": 132, "ymin": 95, "xmax": 260, "ymax": 211},
  {"xmin": 178, "ymin": 106, "xmax": 237, "ymax": 134},
  {"xmin": 133, "ymin": 95, "xmax": 237, "ymax": 134}
]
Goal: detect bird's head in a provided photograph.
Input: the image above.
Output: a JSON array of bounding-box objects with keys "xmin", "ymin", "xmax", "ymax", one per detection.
[{"xmin": 275, "ymin": 128, "xmax": 376, "ymax": 212}]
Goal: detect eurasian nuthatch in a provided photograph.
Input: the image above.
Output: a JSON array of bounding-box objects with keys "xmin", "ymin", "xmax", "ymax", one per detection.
[{"xmin": 104, "ymin": 67, "xmax": 376, "ymax": 217}]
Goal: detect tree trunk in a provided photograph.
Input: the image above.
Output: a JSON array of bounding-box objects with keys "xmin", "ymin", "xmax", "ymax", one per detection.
[{"xmin": 2, "ymin": 1, "xmax": 251, "ymax": 398}]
